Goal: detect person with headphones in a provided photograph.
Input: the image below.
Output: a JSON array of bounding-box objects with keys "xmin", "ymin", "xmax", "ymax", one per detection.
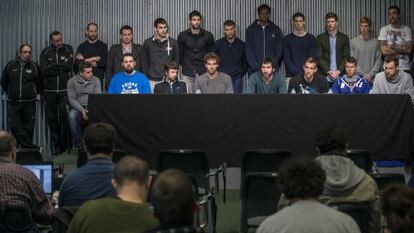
[{"xmin": 39, "ymin": 31, "xmax": 74, "ymax": 155}]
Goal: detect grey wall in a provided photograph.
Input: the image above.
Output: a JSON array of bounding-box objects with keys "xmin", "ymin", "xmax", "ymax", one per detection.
[{"xmin": 0, "ymin": 0, "xmax": 413, "ymax": 157}]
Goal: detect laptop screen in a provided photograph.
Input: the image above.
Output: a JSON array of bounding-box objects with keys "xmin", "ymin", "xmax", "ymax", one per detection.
[{"xmin": 22, "ymin": 163, "xmax": 53, "ymax": 195}]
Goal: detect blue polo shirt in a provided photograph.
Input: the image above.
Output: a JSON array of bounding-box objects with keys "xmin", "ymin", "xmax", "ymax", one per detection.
[{"xmin": 58, "ymin": 156, "xmax": 116, "ymax": 207}]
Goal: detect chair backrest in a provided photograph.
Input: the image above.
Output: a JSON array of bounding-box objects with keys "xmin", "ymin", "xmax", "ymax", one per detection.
[
  {"xmin": 51, "ymin": 206, "xmax": 80, "ymax": 233},
  {"xmin": 241, "ymin": 172, "xmax": 280, "ymax": 229},
  {"xmin": 16, "ymin": 149, "xmax": 43, "ymax": 164},
  {"xmin": 77, "ymin": 149, "xmax": 126, "ymax": 167},
  {"xmin": 372, "ymin": 173, "xmax": 406, "ymax": 192},
  {"xmin": 0, "ymin": 207, "xmax": 35, "ymax": 233},
  {"xmin": 346, "ymin": 149, "xmax": 372, "ymax": 173},
  {"xmin": 332, "ymin": 203, "xmax": 370, "ymax": 233},
  {"xmin": 158, "ymin": 150, "xmax": 209, "ymax": 192}
]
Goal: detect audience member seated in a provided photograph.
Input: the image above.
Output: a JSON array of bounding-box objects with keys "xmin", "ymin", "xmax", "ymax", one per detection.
[
  {"xmin": 331, "ymin": 57, "xmax": 371, "ymax": 94},
  {"xmin": 315, "ymin": 127, "xmax": 381, "ymax": 233},
  {"xmin": 148, "ymin": 169, "xmax": 204, "ymax": 233},
  {"xmin": 258, "ymin": 159, "xmax": 360, "ymax": 233},
  {"xmin": 67, "ymin": 156, "xmax": 158, "ymax": 233},
  {"xmin": 58, "ymin": 123, "xmax": 117, "ymax": 207},
  {"xmin": 0, "ymin": 130, "xmax": 53, "ymax": 230},
  {"xmin": 381, "ymin": 185, "xmax": 414, "ymax": 233}
]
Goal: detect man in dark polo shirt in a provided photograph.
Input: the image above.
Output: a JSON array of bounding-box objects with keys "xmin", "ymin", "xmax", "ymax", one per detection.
[{"xmin": 58, "ymin": 123, "xmax": 117, "ymax": 206}]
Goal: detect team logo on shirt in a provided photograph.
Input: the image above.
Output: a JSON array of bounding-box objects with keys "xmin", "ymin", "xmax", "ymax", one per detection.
[{"xmin": 121, "ymin": 82, "xmax": 139, "ymax": 94}]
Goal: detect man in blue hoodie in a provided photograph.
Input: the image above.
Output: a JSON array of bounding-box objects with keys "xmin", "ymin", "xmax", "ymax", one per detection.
[{"xmin": 245, "ymin": 4, "xmax": 283, "ymax": 75}]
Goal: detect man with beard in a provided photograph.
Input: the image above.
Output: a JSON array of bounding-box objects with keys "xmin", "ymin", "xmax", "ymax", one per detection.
[
  {"xmin": 213, "ymin": 20, "xmax": 247, "ymax": 93},
  {"xmin": 371, "ymin": 55, "xmax": 414, "ymax": 105},
  {"xmin": 332, "ymin": 57, "xmax": 371, "ymax": 94},
  {"xmin": 178, "ymin": 10, "xmax": 214, "ymax": 93},
  {"xmin": 107, "ymin": 53, "xmax": 150, "ymax": 94},
  {"xmin": 144, "ymin": 18, "xmax": 179, "ymax": 92},
  {"xmin": 74, "ymin": 23, "xmax": 108, "ymax": 89},
  {"xmin": 317, "ymin": 12, "xmax": 350, "ymax": 87},
  {"xmin": 1, "ymin": 44, "xmax": 41, "ymax": 149},
  {"xmin": 245, "ymin": 57, "xmax": 287, "ymax": 94},
  {"xmin": 40, "ymin": 31, "xmax": 74, "ymax": 155},
  {"xmin": 245, "ymin": 4, "xmax": 283, "ymax": 75},
  {"xmin": 288, "ymin": 57, "xmax": 329, "ymax": 94},
  {"xmin": 378, "ymin": 5, "xmax": 412, "ymax": 74},
  {"xmin": 106, "ymin": 25, "xmax": 148, "ymax": 88},
  {"xmin": 194, "ymin": 52, "xmax": 233, "ymax": 94}
]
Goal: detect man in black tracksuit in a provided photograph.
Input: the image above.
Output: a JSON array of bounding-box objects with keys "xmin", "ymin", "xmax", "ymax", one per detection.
[
  {"xmin": 154, "ymin": 61, "xmax": 187, "ymax": 94},
  {"xmin": 39, "ymin": 31, "xmax": 74, "ymax": 154},
  {"xmin": 1, "ymin": 44, "xmax": 41, "ymax": 149}
]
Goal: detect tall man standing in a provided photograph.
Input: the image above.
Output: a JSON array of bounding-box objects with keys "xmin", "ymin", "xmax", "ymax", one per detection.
[
  {"xmin": 213, "ymin": 20, "xmax": 247, "ymax": 93},
  {"xmin": 178, "ymin": 10, "xmax": 214, "ymax": 93},
  {"xmin": 246, "ymin": 4, "xmax": 283, "ymax": 75},
  {"xmin": 40, "ymin": 31, "xmax": 74, "ymax": 155},
  {"xmin": 1, "ymin": 44, "xmax": 41, "ymax": 149}
]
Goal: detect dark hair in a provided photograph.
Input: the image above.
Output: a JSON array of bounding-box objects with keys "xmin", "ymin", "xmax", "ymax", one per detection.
[
  {"xmin": 204, "ymin": 52, "xmax": 220, "ymax": 64},
  {"xmin": 78, "ymin": 61, "xmax": 93, "ymax": 73},
  {"xmin": 381, "ymin": 185, "xmax": 414, "ymax": 233},
  {"xmin": 279, "ymin": 159, "xmax": 326, "ymax": 199},
  {"xmin": 49, "ymin": 31, "xmax": 61, "ymax": 40},
  {"xmin": 360, "ymin": 16, "xmax": 372, "ymax": 26},
  {"xmin": 304, "ymin": 57, "xmax": 318, "ymax": 66},
  {"xmin": 86, "ymin": 22, "xmax": 98, "ymax": 31},
  {"xmin": 223, "ymin": 20, "xmax": 236, "ymax": 27},
  {"xmin": 164, "ymin": 60, "xmax": 179, "ymax": 73},
  {"xmin": 257, "ymin": 4, "xmax": 271, "ymax": 14},
  {"xmin": 292, "ymin": 12, "xmax": 305, "ymax": 21},
  {"xmin": 0, "ymin": 131, "xmax": 16, "ymax": 157},
  {"xmin": 150, "ymin": 169, "xmax": 196, "ymax": 228},
  {"xmin": 154, "ymin": 18, "xmax": 168, "ymax": 28},
  {"xmin": 119, "ymin": 25, "xmax": 133, "ymax": 34},
  {"xmin": 326, "ymin": 12, "xmax": 338, "ymax": 21},
  {"xmin": 19, "ymin": 43, "xmax": 32, "ymax": 53},
  {"xmin": 384, "ymin": 55, "xmax": 399, "ymax": 67},
  {"xmin": 261, "ymin": 57, "xmax": 275, "ymax": 68},
  {"xmin": 114, "ymin": 156, "xmax": 149, "ymax": 187},
  {"xmin": 346, "ymin": 57, "xmax": 358, "ymax": 66},
  {"xmin": 189, "ymin": 10, "xmax": 202, "ymax": 20},
  {"xmin": 122, "ymin": 53, "xmax": 135, "ymax": 61},
  {"xmin": 315, "ymin": 127, "xmax": 347, "ymax": 154},
  {"xmin": 388, "ymin": 5, "xmax": 401, "ymax": 14},
  {"xmin": 82, "ymin": 123, "xmax": 116, "ymax": 155}
]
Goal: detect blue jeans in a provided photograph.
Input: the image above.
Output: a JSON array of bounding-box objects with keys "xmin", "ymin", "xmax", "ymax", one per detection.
[
  {"xmin": 232, "ymin": 78, "xmax": 243, "ymax": 94},
  {"xmin": 68, "ymin": 109, "xmax": 84, "ymax": 149}
]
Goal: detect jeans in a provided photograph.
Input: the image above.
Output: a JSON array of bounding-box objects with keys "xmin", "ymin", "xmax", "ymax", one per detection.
[
  {"xmin": 68, "ymin": 109, "xmax": 84, "ymax": 149},
  {"xmin": 232, "ymin": 78, "xmax": 244, "ymax": 94},
  {"xmin": 182, "ymin": 75, "xmax": 196, "ymax": 93}
]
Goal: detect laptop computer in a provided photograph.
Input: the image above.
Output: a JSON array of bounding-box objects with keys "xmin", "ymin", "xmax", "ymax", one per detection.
[{"xmin": 21, "ymin": 162, "xmax": 53, "ymax": 195}]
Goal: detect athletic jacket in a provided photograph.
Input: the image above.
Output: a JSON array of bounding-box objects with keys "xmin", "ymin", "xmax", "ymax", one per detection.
[{"xmin": 331, "ymin": 74, "xmax": 371, "ymax": 94}]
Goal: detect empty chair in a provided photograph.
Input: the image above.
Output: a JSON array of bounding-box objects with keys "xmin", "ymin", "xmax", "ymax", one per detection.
[
  {"xmin": 371, "ymin": 173, "xmax": 406, "ymax": 193},
  {"xmin": 346, "ymin": 149, "xmax": 373, "ymax": 173},
  {"xmin": 240, "ymin": 172, "xmax": 280, "ymax": 233},
  {"xmin": 77, "ymin": 149, "xmax": 126, "ymax": 167},
  {"xmin": 332, "ymin": 203, "xmax": 370, "ymax": 233},
  {"xmin": 16, "ymin": 148, "xmax": 43, "ymax": 163}
]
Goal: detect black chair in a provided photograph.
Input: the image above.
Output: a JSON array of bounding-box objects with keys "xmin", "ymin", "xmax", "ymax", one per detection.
[
  {"xmin": 77, "ymin": 149, "xmax": 126, "ymax": 167},
  {"xmin": 331, "ymin": 203, "xmax": 370, "ymax": 233},
  {"xmin": 16, "ymin": 148, "xmax": 43, "ymax": 164},
  {"xmin": 240, "ymin": 172, "xmax": 281, "ymax": 233},
  {"xmin": 157, "ymin": 149, "xmax": 224, "ymax": 233},
  {"xmin": 371, "ymin": 173, "xmax": 406, "ymax": 193},
  {"xmin": 51, "ymin": 206, "xmax": 80, "ymax": 233},
  {"xmin": 346, "ymin": 149, "xmax": 373, "ymax": 173},
  {"xmin": 0, "ymin": 207, "xmax": 36, "ymax": 233},
  {"xmin": 241, "ymin": 149, "xmax": 291, "ymax": 194}
]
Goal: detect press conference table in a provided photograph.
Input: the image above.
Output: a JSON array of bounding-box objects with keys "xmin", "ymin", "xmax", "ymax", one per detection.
[{"xmin": 88, "ymin": 94, "xmax": 414, "ymax": 167}]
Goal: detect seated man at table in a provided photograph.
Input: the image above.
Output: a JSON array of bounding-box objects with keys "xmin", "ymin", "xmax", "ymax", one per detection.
[
  {"xmin": 245, "ymin": 57, "xmax": 287, "ymax": 94},
  {"xmin": 289, "ymin": 57, "xmax": 329, "ymax": 94},
  {"xmin": 154, "ymin": 61, "xmax": 187, "ymax": 94},
  {"xmin": 371, "ymin": 55, "xmax": 414, "ymax": 105},
  {"xmin": 194, "ymin": 52, "xmax": 233, "ymax": 94},
  {"xmin": 331, "ymin": 57, "xmax": 371, "ymax": 94},
  {"xmin": 108, "ymin": 53, "xmax": 151, "ymax": 94}
]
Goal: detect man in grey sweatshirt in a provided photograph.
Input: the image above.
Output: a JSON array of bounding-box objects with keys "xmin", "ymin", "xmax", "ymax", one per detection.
[
  {"xmin": 67, "ymin": 61, "xmax": 102, "ymax": 150},
  {"xmin": 371, "ymin": 55, "xmax": 414, "ymax": 106}
]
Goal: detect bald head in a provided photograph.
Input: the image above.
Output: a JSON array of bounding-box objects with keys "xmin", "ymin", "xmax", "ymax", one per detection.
[{"xmin": 0, "ymin": 130, "xmax": 17, "ymax": 160}]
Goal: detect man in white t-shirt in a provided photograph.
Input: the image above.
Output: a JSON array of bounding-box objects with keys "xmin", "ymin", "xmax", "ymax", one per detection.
[{"xmin": 378, "ymin": 5, "xmax": 412, "ymax": 72}]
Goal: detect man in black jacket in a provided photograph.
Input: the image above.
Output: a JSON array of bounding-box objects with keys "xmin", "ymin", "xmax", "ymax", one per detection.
[
  {"xmin": 154, "ymin": 61, "xmax": 187, "ymax": 94},
  {"xmin": 1, "ymin": 44, "xmax": 41, "ymax": 149},
  {"xmin": 178, "ymin": 10, "xmax": 214, "ymax": 93},
  {"xmin": 106, "ymin": 25, "xmax": 148, "ymax": 88},
  {"xmin": 39, "ymin": 31, "xmax": 74, "ymax": 155}
]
